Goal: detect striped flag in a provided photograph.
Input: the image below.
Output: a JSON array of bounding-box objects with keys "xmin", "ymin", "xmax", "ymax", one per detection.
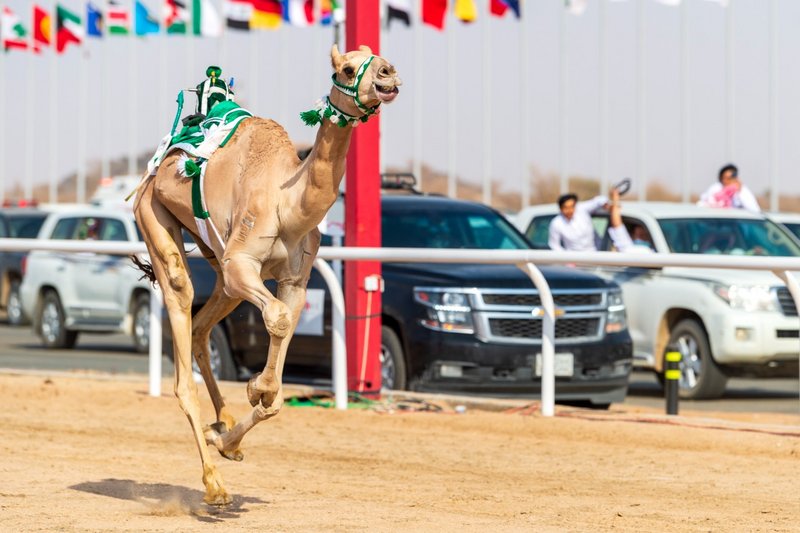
[
  {"xmin": 251, "ymin": 0, "xmax": 283, "ymax": 29},
  {"xmin": 2, "ymin": 6, "xmax": 29, "ymax": 51},
  {"xmin": 491, "ymin": 0, "xmax": 520, "ymax": 18},
  {"xmin": 193, "ymin": 0, "xmax": 222, "ymax": 37},
  {"xmin": 33, "ymin": 5, "xmax": 52, "ymax": 52},
  {"xmin": 56, "ymin": 4, "xmax": 84, "ymax": 54},
  {"xmin": 283, "ymin": 0, "xmax": 313, "ymax": 27},
  {"xmin": 224, "ymin": 0, "xmax": 253, "ymax": 30},
  {"xmin": 320, "ymin": 0, "xmax": 344, "ymax": 25},
  {"xmin": 386, "ymin": 0, "xmax": 411, "ymax": 28},
  {"xmin": 422, "ymin": 0, "xmax": 447, "ymax": 30},
  {"xmin": 107, "ymin": 0, "xmax": 131, "ymax": 35}
]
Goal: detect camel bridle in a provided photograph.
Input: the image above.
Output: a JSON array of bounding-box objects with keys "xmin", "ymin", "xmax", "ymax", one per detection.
[{"xmin": 330, "ymin": 55, "xmax": 382, "ymax": 118}]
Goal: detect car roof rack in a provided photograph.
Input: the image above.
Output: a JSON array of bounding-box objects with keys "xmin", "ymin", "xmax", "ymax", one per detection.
[{"xmin": 380, "ymin": 173, "xmax": 420, "ymax": 193}]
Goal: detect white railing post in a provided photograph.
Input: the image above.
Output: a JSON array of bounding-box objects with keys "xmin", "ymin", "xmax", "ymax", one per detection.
[
  {"xmin": 519, "ymin": 262, "xmax": 556, "ymax": 417},
  {"xmin": 148, "ymin": 282, "xmax": 163, "ymax": 397},
  {"xmin": 314, "ymin": 258, "xmax": 348, "ymax": 410}
]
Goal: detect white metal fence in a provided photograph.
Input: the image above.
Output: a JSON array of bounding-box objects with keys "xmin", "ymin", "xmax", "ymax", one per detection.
[{"xmin": 1, "ymin": 238, "xmax": 799, "ymax": 416}]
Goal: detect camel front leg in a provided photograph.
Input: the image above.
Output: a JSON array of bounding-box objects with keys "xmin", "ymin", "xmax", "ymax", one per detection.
[{"xmin": 213, "ymin": 282, "xmax": 308, "ymax": 455}]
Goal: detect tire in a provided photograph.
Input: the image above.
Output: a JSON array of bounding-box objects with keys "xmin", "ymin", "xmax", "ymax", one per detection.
[
  {"xmin": 665, "ymin": 319, "xmax": 727, "ymax": 400},
  {"xmin": 131, "ymin": 293, "xmax": 150, "ymax": 354},
  {"xmin": 6, "ymin": 279, "xmax": 26, "ymax": 326},
  {"xmin": 380, "ymin": 326, "xmax": 407, "ymax": 391},
  {"xmin": 195, "ymin": 324, "xmax": 237, "ymax": 382},
  {"xmin": 38, "ymin": 290, "xmax": 78, "ymax": 349}
]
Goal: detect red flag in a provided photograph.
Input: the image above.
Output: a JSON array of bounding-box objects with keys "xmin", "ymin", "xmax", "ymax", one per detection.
[
  {"xmin": 490, "ymin": 0, "xmax": 507, "ymax": 17},
  {"xmin": 422, "ymin": 0, "xmax": 447, "ymax": 30},
  {"xmin": 33, "ymin": 5, "xmax": 52, "ymax": 53}
]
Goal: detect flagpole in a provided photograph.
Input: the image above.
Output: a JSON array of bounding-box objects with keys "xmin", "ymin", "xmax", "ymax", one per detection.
[
  {"xmin": 481, "ymin": 6, "xmax": 491, "ymax": 205},
  {"xmin": 0, "ymin": 38, "xmax": 5, "ymax": 204},
  {"xmin": 129, "ymin": 0, "xmax": 138, "ymax": 176},
  {"xmin": 637, "ymin": 0, "xmax": 647, "ymax": 201},
  {"xmin": 447, "ymin": 10, "xmax": 456, "ymax": 199},
  {"xmin": 680, "ymin": 0, "xmax": 689, "ymax": 203},
  {"xmin": 413, "ymin": 0, "xmax": 422, "ymax": 189},
  {"xmin": 599, "ymin": 0, "xmax": 608, "ymax": 195},
  {"xmin": 78, "ymin": 50, "xmax": 88, "ymax": 203},
  {"xmin": 101, "ymin": 37, "xmax": 110, "ymax": 183},
  {"xmin": 25, "ymin": 53, "xmax": 35, "ymax": 200},
  {"xmin": 50, "ymin": 17, "xmax": 59, "ymax": 203},
  {"xmin": 520, "ymin": 2, "xmax": 530, "ymax": 209},
  {"xmin": 559, "ymin": 3, "xmax": 568, "ymax": 195},
  {"xmin": 160, "ymin": 3, "xmax": 169, "ymax": 143},
  {"xmin": 725, "ymin": 0, "xmax": 735, "ymax": 162},
  {"xmin": 769, "ymin": 0, "xmax": 778, "ymax": 212}
]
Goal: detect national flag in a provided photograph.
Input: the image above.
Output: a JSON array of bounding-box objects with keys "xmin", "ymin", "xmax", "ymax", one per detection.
[
  {"xmin": 251, "ymin": 0, "xmax": 283, "ymax": 29},
  {"xmin": 320, "ymin": 0, "xmax": 344, "ymax": 25},
  {"xmin": 135, "ymin": 0, "xmax": 160, "ymax": 35},
  {"xmin": 282, "ymin": 0, "xmax": 313, "ymax": 27},
  {"xmin": 565, "ymin": 0, "xmax": 587, "ymax": 15},
  {"xmin": 33, "ymin": 5, "xmax": 52, "ymax": 52},
  {"xmin": 193, "ymin": 0, "xmax": 222, "ymax": 36},
  {"xmin": 490, "ymin": 0, "xmax": 520, "ymax": 18},
  {"xmin": 2, "ymin": 7, "xmax": 29, "ymax": 51},
  {"xmin": 422, "ymin": 0, "xmax": 447, "ymax": 30},
  {"xmin": 56, "ymin": 4, "xmax": 84, "ymax": 53},
  {"xmin": 224, "ymin": 0, "xmax": 253, "ymax": 30},
  {"xmin": 107, "ymin": 0, "xmax": 131, "ymax": 35},
  {"xmin": 164, "ymin": 0, "xmax": 190, "ymax": 34},
  {"xmin": 87, "ymin": 2, "xmax": 103, "ymax": 37},
  {"xmin": 386, "ymin": 0, "xmax": 411, "ymax": 28},
  {"xmin": 454, "ymin": 0, "xmax": 477, "ymax": 23}
]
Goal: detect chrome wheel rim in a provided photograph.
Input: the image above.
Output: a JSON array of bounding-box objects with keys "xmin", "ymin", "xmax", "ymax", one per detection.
[
  {"xmin": 41, "ymin": 300, "xmax": 61, "ymax": 344},
  {"xmin": 193, "ymin": 336, "xmax": 221, "ymax": 379},
  {"xmin": 676, "ymin": 334, "xmax": 702, "ymax": 391},
  {"xmin": 379, "ymin": 342, "xmax": 396, "ymax": 390},
  {"xmin": 7, "ymin": 290, "xmax": 22, "ymax": 324},
  {"xmin": 134, "ymin": 302, "xmax": 149, "ymax": 350}
]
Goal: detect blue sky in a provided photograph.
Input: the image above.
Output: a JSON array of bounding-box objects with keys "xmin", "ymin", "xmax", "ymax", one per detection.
[{"xmin": 2, "ymin": 0, "xmax": 800, "ymax": 205}]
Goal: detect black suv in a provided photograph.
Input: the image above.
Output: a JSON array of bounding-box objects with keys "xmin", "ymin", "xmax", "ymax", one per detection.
[
  {"xmin": 0, "ymin": 207, "xmax": 50, "ymax": 325},
  {"xmin": 172, "ymin": 181, "xmax": 633, "ymax": 407}
]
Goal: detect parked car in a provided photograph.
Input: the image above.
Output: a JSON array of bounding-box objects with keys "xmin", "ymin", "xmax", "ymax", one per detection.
[
  {"xmin": 171, "ymin": 178, "xmax": 634, "ymax": 407},
  {"xmin": 513, "ymin": 201, "xmax": 800, "ymax": 399},
  {"xmin": 19, "ymin": 207, "xmax": 152, "ymax": 352},
  {"xmin": 0, "ymin": 207, "xmax": 51, "ymax": 325},
  {"xmin": 767, "ymin": 212, "xmax": 800, "ymax": 242}
]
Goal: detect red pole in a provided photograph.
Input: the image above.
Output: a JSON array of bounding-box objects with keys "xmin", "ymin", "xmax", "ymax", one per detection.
[{"xmin": 344, "ymin": 0, "xmax": 382, "ymax": 395}]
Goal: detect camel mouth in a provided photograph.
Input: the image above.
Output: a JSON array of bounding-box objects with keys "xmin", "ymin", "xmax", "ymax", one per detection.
[{"xmin": 375, "ymin": 83, "xmax": 399, "ymax": 103}]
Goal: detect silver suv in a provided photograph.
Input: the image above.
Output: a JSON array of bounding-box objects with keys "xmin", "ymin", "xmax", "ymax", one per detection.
[{"xmin": 19, "ymin": 207, "xmax": 151, "ymax": 351}]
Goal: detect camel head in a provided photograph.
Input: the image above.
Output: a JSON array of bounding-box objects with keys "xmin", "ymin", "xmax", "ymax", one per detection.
[{"xmin": 328, "ymin": 44, "xmax": 401, "ymax": 121}]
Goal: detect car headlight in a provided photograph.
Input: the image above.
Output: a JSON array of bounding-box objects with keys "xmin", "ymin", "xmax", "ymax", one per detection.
[
  {"xmin": 712, "ymin": 284, "xmax": 780, "ymax": 312},
  {"xmin": 606, "ymin": 290, "xmax": 627, "ymax": 333},
  {"xmin": 414, "ymin": 288, "xmax": 474, "ymax": 334}
]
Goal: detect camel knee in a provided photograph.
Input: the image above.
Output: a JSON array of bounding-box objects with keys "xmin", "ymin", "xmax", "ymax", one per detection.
[{"xmin": 264, "ymin": 299, "xmax": 291, "ymax": 338}]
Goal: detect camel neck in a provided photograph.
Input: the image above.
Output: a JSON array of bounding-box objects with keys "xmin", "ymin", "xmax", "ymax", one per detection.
[{"xmin": 305, "ymin": 118, "xmax": 354, "ymax": 193}]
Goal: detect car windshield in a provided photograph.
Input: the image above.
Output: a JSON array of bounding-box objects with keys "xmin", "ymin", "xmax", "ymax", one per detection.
[
  {"xmin": 659, "ymin": 218, "xmax": 800, "ymax": 256},
  {"xmin": 8, "ymin": 214, "xmax": 48, "ymax": 238},
  {"xmin": 382, "ymin": 208, "xmax": 531, "ymax": 249},
  {"xmin": 779, "ymin": 222, "xmax": 800, "ymax": 242}
]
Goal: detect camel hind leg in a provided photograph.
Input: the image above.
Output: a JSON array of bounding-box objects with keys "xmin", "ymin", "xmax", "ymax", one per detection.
[{"xmin": 133, "ymin": 180, "xmax": 231, "ymax": 506}]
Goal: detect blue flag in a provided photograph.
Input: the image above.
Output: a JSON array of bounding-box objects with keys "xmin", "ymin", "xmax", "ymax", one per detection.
[
  {"xmin": 87, "ymin": 2, "xmax": 103, "ymax": 37},
  {"xmin": 135, "ymin": 0, "xmax": 160, "ymax": 35}
]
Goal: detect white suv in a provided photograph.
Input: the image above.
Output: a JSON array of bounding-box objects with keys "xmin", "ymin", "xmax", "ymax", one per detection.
[
  {"xmin": 514, "ymin": 202, "xmax": 800, "ymax": 399},
  {"xmin": 19, "ymin": 207, "xmax": 151, "ymax": 352}
]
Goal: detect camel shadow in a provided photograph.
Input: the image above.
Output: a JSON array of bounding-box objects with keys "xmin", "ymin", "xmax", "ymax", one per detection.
[{"xmin": 70, "ymin": 479, "xmax": 267, "ymax": 523}]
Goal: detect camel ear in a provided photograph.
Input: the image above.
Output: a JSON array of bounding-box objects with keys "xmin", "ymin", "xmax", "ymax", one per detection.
[
  {"xmin": 331, "ymin": 44, "xmax": 344, "ymax": 72},
  {"xmin": 359, "ymin": 45, "xmax": 373, "ymax": 55}
]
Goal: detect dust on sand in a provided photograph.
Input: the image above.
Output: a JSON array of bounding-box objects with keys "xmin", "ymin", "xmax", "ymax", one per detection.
[{"xmin": 0, "ymin": 371, "xmax": 798, "ymax": 532}]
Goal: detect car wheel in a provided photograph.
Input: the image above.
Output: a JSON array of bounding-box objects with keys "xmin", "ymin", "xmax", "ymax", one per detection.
[
  {"xmin": 132, "ymin": 293, "xmax": 150, "ymax": 354},
  {"xmin": 192, "ymin": 324, "xmax": 238, "ymax": 382},
  {"xmin": 665, "ymin": 318, "xmax": 727, "ymax": 400},
  {"xmin": 38, "ymin": 290, "xmax": 78, "ymax": 349},
  {"xmin": 6, "ymin": 280, "xmax": 26, "ymax": 326},
  {"xmin": 380, "ymin": 326, "xmax": 407, "ymax": 391}
]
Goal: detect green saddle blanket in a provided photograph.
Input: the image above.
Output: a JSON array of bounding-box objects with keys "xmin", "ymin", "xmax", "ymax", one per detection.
[{"xmin": 169, "ymin": 100, "xmax": 252, "ymax": 150}]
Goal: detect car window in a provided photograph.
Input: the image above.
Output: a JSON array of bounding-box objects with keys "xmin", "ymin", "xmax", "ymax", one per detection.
[
  {"xmin": 100, "ymin": 219, "xmax": 128, "ymax": 241},
  {"xmin": 780, "ymin": 222, "xmax": 800, "ymax": 241},
  {"xmin": 658, "ymin": 218, "xmax": 800, "ymax": 256},
  {"xmin": 382, "ymin": 209, "xmax": 530, "ymax": 250},
  {"xmin": 10, "ymin": 214, "xmax": 48, "ymax": 238},
  {"xmin": 525, "ymin": 215, "xmax": 555, "ymax": 249},
  {"xmin": 50, "ymin": 217, "xmax": 81, "ymax": 240}
]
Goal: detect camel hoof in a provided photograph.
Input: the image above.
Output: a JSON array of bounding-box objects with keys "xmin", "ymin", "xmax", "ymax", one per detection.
[
  {"xmin": 247, "ymin": 373, "xmax": 262, "ymax": 407},
  {"xmin": 202, "ymin": 466, "xmax": 231, "ymax": 506},
  {"xmin": 204, "ymin": 488, "xmax": 232, "ymax": 506},
  {"xmin": 205, "ymin": 422, "xmax": 244, "ymax": 462}
]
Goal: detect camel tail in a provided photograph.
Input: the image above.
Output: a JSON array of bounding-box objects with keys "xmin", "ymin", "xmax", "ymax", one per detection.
[
  {"xmin": 124, "ymin": 172, "xmax": 153, "ymax": 203},
  {"xmin": 130, "ymin": 254, "xmax": 157, "ymax": 285}
]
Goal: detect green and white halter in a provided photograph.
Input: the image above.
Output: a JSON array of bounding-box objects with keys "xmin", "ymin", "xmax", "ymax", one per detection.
[{"xmin": 300, "ymin": 55, "xmax": 382, "ymax": 128}]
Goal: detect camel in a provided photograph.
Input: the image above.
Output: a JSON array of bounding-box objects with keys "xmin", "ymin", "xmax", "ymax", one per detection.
[{"xmin": 132, "ymin": 45, "xmax": 401, "ymax": 505}]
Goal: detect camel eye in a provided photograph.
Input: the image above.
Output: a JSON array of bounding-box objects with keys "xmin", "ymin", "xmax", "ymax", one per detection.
[
  {"xmin": 379, "ymin": 67, "xmax": 389, "ymax": 76},
  {"xmin": 343, "ymin": 66, "xmax": 355, "ymax": 77}
]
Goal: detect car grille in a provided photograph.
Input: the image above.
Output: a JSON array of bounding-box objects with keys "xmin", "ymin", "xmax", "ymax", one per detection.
[
  {"xmin": 481, "ymin": 293, "xmax": 603, "ymax": 308},
  {"xmin": 470, "ymin": 288, "xmax": 609, "ymax": 344},
  {"xmin": 489, "ymin": 318, "xmax": 601, "ymax": 339},
  {"xmin": 776, "ymin": 287, "xmax": 797, "ymax": 317}
]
